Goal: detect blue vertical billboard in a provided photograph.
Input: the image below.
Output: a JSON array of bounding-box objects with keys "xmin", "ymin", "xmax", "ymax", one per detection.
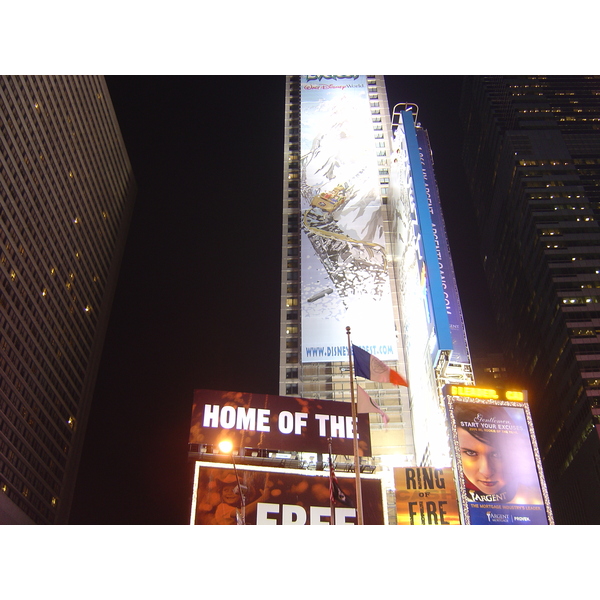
[
  {"xmin": 415, "ymin": 128, "xmax": 470, "ymax": 365},
  {"xmin": 401, "ymin": 112, "xmax": 453, "ymax": 364},
  {"xmin": 299, "ymin": 76, "xmax": 397, "ymax": 363}
]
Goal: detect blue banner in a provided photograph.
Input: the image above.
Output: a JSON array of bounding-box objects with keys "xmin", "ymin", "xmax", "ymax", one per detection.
[
  {"xmin": 416, "ymin": 128, "xmax": 470, "ymax": 365},
  {"xmin": 402, "ymin": 111, "xmax": 453, "ymax": 360}
]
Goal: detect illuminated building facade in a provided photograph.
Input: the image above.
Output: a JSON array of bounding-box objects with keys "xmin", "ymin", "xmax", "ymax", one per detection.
[
  {"xmin": 0, "ymin": 76, "xmax": 136, "ymax": 523},
  {"xmin": 460, "ymin": 75, "xmax": 600, "ymax": 523},
  {"xmin": 278, "ymin": 76, "xmax": 473, "ymax": 519}
]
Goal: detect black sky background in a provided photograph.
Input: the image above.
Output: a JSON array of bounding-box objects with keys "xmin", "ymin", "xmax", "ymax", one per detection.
[{"xmin": 68, "ymin": 75, "xmax": 498, "ymax": 525}]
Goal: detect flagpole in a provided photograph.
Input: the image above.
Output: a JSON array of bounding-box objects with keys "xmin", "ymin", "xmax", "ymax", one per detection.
[
  {"xmin": 346, "ymin": 326, "xmax": 364, "ymax": 525},
  {"xmin": 328, "ymin": 437, "xmax": 335, "ymax": 526}
]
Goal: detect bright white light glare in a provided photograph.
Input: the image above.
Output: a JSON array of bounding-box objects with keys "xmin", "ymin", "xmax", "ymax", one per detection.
[{"xmin": 218, "ymin": 440, "xmax": 233, "ymax": 454}]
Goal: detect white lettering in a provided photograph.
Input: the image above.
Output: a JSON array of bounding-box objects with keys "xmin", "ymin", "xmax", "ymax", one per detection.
[
  {"xmin": 256, "ymin": 503, "xmax": 280, "ymax": 525},
  {"xmin": 203, "ymin": 404, "xmax": 220, "ymax": 428},
  {"xmin": 220, "ymin": 406, "xmax": 236, "ymax": 429},
  {"xmin": 255, "ymin": 503, "xmax": 357, "ymax": 525},
  {"xmin": 295, "ymin": 412, "xmax": 308, "ymax": 435},
  {"xmin": 257, "ymin": 409, "xmax": 270, "ymax": 432},
  {"xmin": 346, "ymin": 416, "xmax": 358, "ymax": 439},
  {"xmin": 279, "ymin": 410, "xmax": 294, "ymax": 434},
  {"xmin": 315, "ymin": 414, "xmax": 329, "ymax": 436},
  {"xmin": 282, "ymin": 505, "xmax": 306, "ymax": 525},
  {"xmin": 309, "ymin": 506, "xmax": 331, "ymax": 525},
  {"xmin": 334, "ymin": 507, "xmax": 356, "ymax": 525},
  {"xmin": 236, "ymin": 407, "xmax": 256, "ymax": 430},
  {"xmin": 330, "ymin": 415, "xmax": 345, "ymax": 438}
]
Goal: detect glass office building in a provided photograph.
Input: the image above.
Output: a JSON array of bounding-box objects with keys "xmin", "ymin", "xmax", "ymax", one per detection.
[
  {"xmin": 0, "ymin": 76, "xmax": 136, "ymax": 523},
  {"xmin": 460, "ymin": 75, "xmax": 600, "ymax": 523},
  {"xmin": 278, "ymin": 76, "xmax": 473, "ymax": 519}
]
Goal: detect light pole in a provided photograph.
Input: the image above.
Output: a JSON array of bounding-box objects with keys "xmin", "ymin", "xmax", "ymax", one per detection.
[{"xmin": 218, "ymin": 440, "xmax": 246, "ymax": 525}]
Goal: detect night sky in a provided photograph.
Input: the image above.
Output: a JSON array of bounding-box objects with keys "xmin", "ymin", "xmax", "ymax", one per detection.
[{"xmin": 66, "ymin": 75, "xmax": 500, "ymax": 525}]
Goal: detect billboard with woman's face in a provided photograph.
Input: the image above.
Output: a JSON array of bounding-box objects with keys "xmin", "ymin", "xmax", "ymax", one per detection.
[{"xmin": 446, "ymin": 392, "xmax": 554, "ymax": 525}]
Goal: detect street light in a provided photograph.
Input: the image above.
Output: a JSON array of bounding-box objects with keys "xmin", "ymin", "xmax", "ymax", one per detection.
[{"xmin": 218, "ymin": 440, "xmax": 246, "ymax": 525}]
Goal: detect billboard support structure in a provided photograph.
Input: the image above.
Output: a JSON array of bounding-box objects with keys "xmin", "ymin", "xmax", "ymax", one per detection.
[
  {"xmin": 231, "ymin": 451, "xmax": 246, "ymax": 525},
  {"xmin": 346, "ymin": 325, "xmax": 364, "ymax": 525}
]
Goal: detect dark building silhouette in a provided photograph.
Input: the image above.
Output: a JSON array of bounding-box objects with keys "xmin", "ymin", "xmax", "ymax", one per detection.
[
  {"xmin": 0, "ymin": 76, "xmax": 136, "ymax": 523},
  {"xmin": 460, "ymin": 75, "xmax": 600, "ymax": 524},
  {"xmin": 471, "ymin": 352, "xmax": 509, "ymax": 387}
]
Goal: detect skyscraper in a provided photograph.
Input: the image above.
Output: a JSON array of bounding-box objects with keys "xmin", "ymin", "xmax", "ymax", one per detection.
[
  {"xmin": 460, "ymin": 75, "xmax": 600, "ymax": 524},
  {"xmin": 0, "ymin": 76, "xmax": 136, "ymax": 524},
  {"xmin": 279, "ymin": 76, "xmax": 473, "ymax": 518}
]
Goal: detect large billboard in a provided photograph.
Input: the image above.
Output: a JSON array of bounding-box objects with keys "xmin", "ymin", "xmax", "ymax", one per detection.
[
  {"xmin": 446, "ymin": 388, "xmax": 553, "ymax": 525},
  {"xmin": 190, "ymin": 462, "xmax": 386, "ymax": 525},
  {"xmin": 416, "ymin": 128, "xmax": 470, "ymax": 365},
  {"xmin": 388, "ymin": 112, "xmax": 455, "ymax": 465},
  {"xmin": 190, "ymin": 389, "xmax": 372, "ymax": 456},
  {"xmin": 401, "ymin": 112, "xmax": 452, "ymax": 364},
  {"xmin": 394, "ymin": 467, "xmax": 460, "ymax": 525},
  {"xmin": 299, "ymin": 75, "xmax": 398, "ymax": 363}
]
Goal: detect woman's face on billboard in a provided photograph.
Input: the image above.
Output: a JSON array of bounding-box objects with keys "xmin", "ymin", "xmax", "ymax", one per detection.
[{"xmin": 458, "ymin": 427, "xmax": 506, "ymax": 495}]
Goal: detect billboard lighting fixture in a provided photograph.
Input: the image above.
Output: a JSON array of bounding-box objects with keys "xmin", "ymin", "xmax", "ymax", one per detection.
[
  {"xmin": 218, "ymin": 440, "xmax": 233, "ymax": 454},
  {"xmin": 332, "ymin": 462, "xmax": 376, "ymax": 474}
]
